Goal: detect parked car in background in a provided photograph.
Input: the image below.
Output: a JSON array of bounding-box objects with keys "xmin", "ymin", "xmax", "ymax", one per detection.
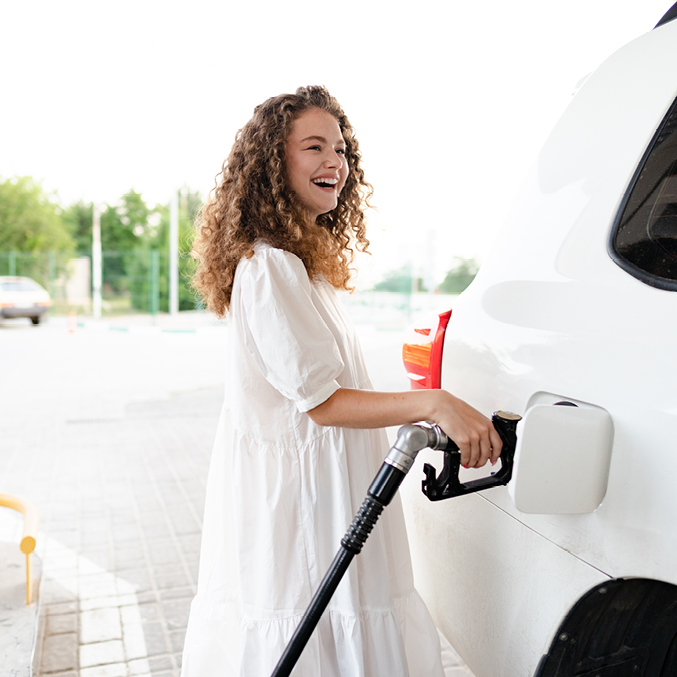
[
  {"xmin": 401, "ymin": 4, "xmax": 677, "ymax": 677},
  {"xmin": 0, "ymin": 277, "xmax": 51, "ymax": 325}
]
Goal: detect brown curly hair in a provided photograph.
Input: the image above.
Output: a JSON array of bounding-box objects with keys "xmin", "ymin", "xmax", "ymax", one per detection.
[{"xmin": 192, "ymin": 85, "xmax": 373, "ymax": 317}]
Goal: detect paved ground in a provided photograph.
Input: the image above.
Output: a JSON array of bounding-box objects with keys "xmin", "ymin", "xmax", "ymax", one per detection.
[{"xmin": 0, "ymin": 309, "xmax": 472, "ymax": 677}]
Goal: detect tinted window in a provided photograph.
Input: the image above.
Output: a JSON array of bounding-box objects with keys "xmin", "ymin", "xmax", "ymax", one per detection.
[
  {"xmin": 0, "ymin": 280, "xmax": 42, "ymax": 292},
  {"xmin": 610, "ymin": 97, "xmax": 677, "ymax": 290}
]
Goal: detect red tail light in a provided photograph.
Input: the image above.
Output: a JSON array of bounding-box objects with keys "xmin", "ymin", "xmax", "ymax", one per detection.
[{"xmin": 402, "ymin": 310, "xmax": 452, "ymax": 390}]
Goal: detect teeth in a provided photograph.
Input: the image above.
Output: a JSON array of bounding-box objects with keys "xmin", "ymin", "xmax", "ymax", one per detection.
[{"xmin": 312, "ymin": 178, "xmax": 338, "ymax": 185}]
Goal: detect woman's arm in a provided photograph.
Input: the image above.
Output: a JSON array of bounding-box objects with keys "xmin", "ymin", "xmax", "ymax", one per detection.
[{"xmin": 307, "ymin": 387, "xmax": 502, "ymax": 469}]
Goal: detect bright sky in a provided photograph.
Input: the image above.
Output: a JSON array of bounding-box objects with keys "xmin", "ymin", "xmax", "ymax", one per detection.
[{"xmin": 0, "ymin": 0, "xmax": 674, "ymax": 286}]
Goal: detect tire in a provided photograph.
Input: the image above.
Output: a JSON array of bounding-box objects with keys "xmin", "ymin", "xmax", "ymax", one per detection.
[{"xmin": 30, "ymin": 316, "xmax": 41, "ymax": 325}]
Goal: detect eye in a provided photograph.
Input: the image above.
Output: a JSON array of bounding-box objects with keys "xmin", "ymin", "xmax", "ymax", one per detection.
[
  {"xmin": 336, "ymin": 148, "xmax": 346, "ymax": 155},
  {"xmin": 306, "ymin": 145, "xmax": 321, "ymax": 151}
]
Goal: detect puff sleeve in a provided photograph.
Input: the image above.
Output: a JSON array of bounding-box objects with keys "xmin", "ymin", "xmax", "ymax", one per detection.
[{"xmin": 237, "ymin": 248, "xmax": 344, "ymax": 413}]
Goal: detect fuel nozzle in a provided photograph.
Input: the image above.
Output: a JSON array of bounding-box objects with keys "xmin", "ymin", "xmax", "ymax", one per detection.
[{"xmin": 422, "ymin": 410, "xmax": 522, "ymax": 501}]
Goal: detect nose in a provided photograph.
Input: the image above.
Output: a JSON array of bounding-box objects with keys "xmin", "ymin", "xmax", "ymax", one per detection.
[{"xmin": 323, "ymin": 149, "xmax": 344, "ymax": 169}]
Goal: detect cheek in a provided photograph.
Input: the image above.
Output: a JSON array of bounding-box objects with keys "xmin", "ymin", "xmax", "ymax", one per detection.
[
  {"xmin": 339, "ymin": 165, "xmax": 350, "ymax": 193},
  {"xmin": 288, "ymin": 167, "xmax": 306, "ymax": 196},
  {"xmin": 286, "ymin": 152, "xmax": 307, "ymax": 189}
]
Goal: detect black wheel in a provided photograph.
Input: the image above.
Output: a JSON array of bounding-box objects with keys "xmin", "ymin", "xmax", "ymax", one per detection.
[
  {"xmin": 535, "ymin": 579, "xmax": 677, "ymax": 676},
  {"xmin": 30, "ymin": 316, "xmax": 41, "ymax": 325}
]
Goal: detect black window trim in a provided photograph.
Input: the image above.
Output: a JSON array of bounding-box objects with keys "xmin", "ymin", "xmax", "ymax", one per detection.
[
  {"xmin": 655, "ymin": 2, "xmax": 677, "ymax": 29},
  {"xmin": 608, "ymin": 96, "xmax": 677, "ymax": 292}
]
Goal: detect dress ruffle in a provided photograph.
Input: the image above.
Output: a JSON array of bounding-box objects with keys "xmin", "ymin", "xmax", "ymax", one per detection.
[{"xmin": 182, "ymin": 587, "xmax": 442, "ymax": 677}]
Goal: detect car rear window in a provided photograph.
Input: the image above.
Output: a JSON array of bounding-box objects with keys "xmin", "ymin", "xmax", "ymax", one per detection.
[
  {"xmin": 0, "ymin": 280, "xmax": 42, "ymax": 292},
  {"xmin": 610, "ymin": 96, "xmax": 677, "ymax": 290}
]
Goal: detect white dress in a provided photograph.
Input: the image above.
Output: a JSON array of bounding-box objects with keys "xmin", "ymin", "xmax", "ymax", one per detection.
[{"xmin": 181, "ymin": 244, "xmax": 444, "ymax": 677}]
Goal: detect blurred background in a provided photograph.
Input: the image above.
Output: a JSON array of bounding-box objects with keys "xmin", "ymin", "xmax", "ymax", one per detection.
[{"xmin": 0, "ymin": 0, "xmax": 674, "ymax": 316}]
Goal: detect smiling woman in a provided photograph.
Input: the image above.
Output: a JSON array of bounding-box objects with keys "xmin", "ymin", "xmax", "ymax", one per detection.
[
  {"xmin": 284, "ymin": 108, "xmax": 349, "ymax": 219},
  {"xmin": 181, "ymin": 85, "xmax": 501, "ymax": 677},
  {"xmin": 190, "ymin": 86, "xmax": 372, "ymax": 318}
]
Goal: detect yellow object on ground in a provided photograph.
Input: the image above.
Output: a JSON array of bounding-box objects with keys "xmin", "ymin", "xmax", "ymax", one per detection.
[{"xmin": 0, "ymin": 493, "xmax": 39, "ymax": 604}]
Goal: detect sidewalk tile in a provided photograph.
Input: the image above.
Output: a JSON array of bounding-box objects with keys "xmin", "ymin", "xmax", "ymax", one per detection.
[
  {"xmin": 147, "ymin": 655, "xmax": 174, "ymax": 672},
  {"xmin": 45, "ymin": 601, "xmax": 78, "ymax": 616},
  {"xmin": 121, "ymin": 602, "xmax": 160, "ymax": 624},
  {"xmin": 122, "ymin": 624, "xmax": 149, "ymax": 661},
  {"xmin": 80, "ymin": 640, "xmax": 125, "ymax": 668},
  {"xmin": 127, "ymin": 658, "xmax": 151, "ymax": 675},
  {"xmin": 78, "ymin": 574, "xmax": 119, "ymax": 600},
  {"xmin": 45, "ymin": 613, "xmax": 78, "ymax": 635},
  {"xmin": 40, "ymin": 633, "xmax": 78, "ymax": 673},
  {"xmin": 79, "ymin": 663, "xmax": 128, "ymax": 677},
  {"xmin": 168, "ymin": 629, "xmax": 186, "ymax": 653},
  {"xmin": 159, "ymin": 587, "xmax": 194, "ymax": 601},
  {"xmin": 80, "ymin": 608, "xmax": 122, "ymax": 644},
  {"xmin": 115, "ymin": 567, "xmax": 153, "ymax": 593},
  {"xmin": 137, "ymin": 622, "xmax": 168, "ymax": 656},
  {"xmin": 161, "ymin": 599, "xmax": 191, "ymax": 630}
]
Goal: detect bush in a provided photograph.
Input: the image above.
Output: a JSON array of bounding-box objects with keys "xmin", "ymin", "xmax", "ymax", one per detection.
[{"xmin": 438, "ymin": 258, "xmax": 479, "ymax": 294}]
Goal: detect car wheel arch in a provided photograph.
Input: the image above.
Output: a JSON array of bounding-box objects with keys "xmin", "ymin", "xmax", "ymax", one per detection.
[{"xmin": 535, "ymin": 577, "xmax": 677, "ymax": 676}]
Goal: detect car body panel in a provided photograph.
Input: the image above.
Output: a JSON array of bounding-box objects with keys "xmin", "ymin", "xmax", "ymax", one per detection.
[
  {"xmin": 402, "ymin": 473, "xmax": 609, "ymax": 676},
  {"xmin": 401, "ymin": 15, "xmax": 677, "ymax": 677}
]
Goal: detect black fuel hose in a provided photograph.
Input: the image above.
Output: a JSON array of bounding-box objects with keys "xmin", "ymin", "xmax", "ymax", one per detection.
[
  {"xmin": 270, "ymin": 412, "xmax": 520, "ymax": 677},
  {"xmin": 270, "ymin": 424, "xmax": 439, "ymax": 677}
]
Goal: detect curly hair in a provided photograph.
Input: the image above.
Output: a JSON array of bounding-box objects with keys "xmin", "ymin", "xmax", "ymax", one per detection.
[{"xmin": 192, "ymin": 85, "xmax": 373, "ymax": 317}]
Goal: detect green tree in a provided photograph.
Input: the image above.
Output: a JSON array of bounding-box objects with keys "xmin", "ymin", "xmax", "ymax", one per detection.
[
  {"xmin": 0, "ymin": 176, "xmax": 75, "ymax": 286},
  {"xmin": 99, "ymin": 191, "xmax": 154, "ymax": 296},
  {"xmin": 0, "ymin": 176, "xmax": 74, "ymax": 253},
  {"xmin": 101, "ymin": 190, "xmax": 152, "ymax": 252},
  {"xmin": 373, "ymin": 266, "xmax": 427, "ymax": 293},
  {"xmin": 438, "ymin": 257, "xmax": 479, "ymax": 294},
  {"xmin": 127, "ymin": 188, "xmax": 201, "ymax": 312},
  {"xmin": 62, "ymin": 201, "xmax": 93, "ymax": 255}
]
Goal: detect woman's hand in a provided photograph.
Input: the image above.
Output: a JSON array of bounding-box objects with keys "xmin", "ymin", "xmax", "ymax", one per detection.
[
  {"xmin": 427, "ymin": 390, "xmax": 503, "ymax": 469},
  {"xmin": 307, "ymin": 387, "xmax": 502, "ymax": 469}
]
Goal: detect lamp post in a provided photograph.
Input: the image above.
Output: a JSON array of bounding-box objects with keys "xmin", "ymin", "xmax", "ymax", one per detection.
[
  {"xmin": 92, "ymin": 204, "xmax": 102, "ymax": 319},
  {"xmin": 169, "ymin": 190, "xmax": 179, "ymax": 316}
]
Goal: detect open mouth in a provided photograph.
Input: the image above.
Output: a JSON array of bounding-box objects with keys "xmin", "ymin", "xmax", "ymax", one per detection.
[{"xmin": 312, "ymin": 178, "xmax": 338, "ymax": 190}]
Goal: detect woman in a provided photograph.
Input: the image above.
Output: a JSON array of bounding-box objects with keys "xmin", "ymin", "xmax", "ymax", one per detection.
[{"xmin": 181, "ymin": 85, "xmax": 501, "ymax": 676}]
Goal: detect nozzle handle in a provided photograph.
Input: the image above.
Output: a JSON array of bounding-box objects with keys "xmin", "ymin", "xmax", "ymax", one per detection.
[{"xmin": 422, "ymin": 411, "xmax": 522, "ymax": 501}]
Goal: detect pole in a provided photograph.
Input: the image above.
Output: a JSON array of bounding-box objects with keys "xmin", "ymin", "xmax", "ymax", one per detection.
[
  {"xmin": 151, "ymin": 249, "xmax": 160, "ymax": 317},
  {"xmin": 92, "ymin": 204, "xmax": 102, "ymax": 319},
  {"xmin": 169, "ymin": 190, "xmax": 179, "ymax": 316},
  {"xmin": 48, "ymin": 251, "xmax": 56, "ymax": 302}
]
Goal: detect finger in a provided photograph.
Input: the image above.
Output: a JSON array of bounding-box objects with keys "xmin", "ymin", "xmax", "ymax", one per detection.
[
  {"xmin": 455, "ymin": 428, "xmax": 475, "ymax": 468},
  {"xmin": 478, "ymin": 433, "xmax": 493, "ymax": 468},
  {"xmin": 489, "ymin": 428, "xmax": 503, "ymax": 464},
  {"xmin": 459, "ymin": 438, "xmax": 471, "ymax": 468},
  {"xmin": 467, "ymin": 433, "xmax": 481, "ymax": 468}
]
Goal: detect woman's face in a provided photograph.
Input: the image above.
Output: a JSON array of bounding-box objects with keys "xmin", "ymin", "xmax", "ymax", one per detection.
[{"xmin": 285, "ymin": 108, "xmax": 349, "ymax": 220}]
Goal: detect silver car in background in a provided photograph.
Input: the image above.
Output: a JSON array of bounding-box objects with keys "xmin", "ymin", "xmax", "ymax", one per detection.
[{"xmin": 0, "ymin": 277, "xmax": 52, "ymax": 325}]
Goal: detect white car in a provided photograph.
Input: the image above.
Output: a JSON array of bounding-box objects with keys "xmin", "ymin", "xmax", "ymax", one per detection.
[
  {"xmin": 401, "ymin": 6, "xmax": 677, "ymax": 677},
  {"xmin": 0, "ymin": 277, "xmax": 52, "ymax": 325}
]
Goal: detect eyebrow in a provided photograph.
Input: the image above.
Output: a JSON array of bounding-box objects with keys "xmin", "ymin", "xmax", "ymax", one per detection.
[{"xmin": 299, "ymin": 135, "xmax": 345, "ymax": 146}]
